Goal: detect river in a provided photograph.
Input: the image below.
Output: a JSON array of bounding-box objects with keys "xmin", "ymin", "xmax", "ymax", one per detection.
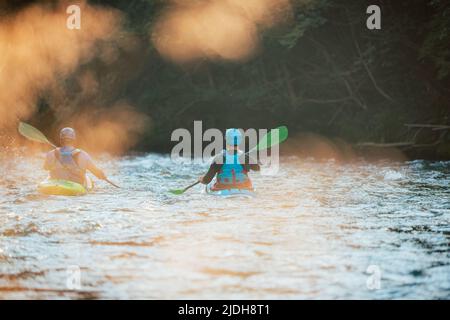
[{"xmin": 0, "ymin": 152, "xmax": 449, "ymax": 299}]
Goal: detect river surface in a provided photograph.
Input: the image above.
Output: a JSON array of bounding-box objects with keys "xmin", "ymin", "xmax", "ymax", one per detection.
[{"xmin": 0, "ymin": 151, "xmax": 449, "ymax": 299}]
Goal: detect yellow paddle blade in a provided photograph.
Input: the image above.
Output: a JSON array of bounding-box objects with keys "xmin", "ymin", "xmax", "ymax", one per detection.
[{"xmin": 18, "ymin": 122, "xmax": 56, "ymax": 147}]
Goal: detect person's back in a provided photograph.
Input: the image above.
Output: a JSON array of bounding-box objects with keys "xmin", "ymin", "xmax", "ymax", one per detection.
[
  {"xmin": 45, "ymin": 146, "xmax": 85, "ymax": 185},
  {"xmin": 44, "ymin": 128, "xmax": 106, "ymax": 186},
  {"xmin": 199, "ymin": 128, "xmax": 260, "ymax": 191}
]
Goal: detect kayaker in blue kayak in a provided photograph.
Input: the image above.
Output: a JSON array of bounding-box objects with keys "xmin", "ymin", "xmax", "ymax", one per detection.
[
  {"xmin": 43, "ymin": 127, "xmax": 107, "ymax": 187},
  {"xmin": 199, "ymin": 128, "xmax": 260, "ymax": 191}
]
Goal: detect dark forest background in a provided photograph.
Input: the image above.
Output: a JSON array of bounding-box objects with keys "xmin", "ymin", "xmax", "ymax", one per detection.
[{"xmin": 3, "ymin": 0, "xmax": 450, "ymax": 158}]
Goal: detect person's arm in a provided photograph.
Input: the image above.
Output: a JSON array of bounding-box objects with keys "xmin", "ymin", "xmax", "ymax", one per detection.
[
  {"xmin": 43, "ymin": 151, "xmax": 54, "ymax": 171},
  {"xmin": 83, "ymin": 152, "xmax": 107, "ymax": 180},
  {"xmin": 199, "ymin": 159, "xmax": 222, "ymax": 184},
  {"xmin": 88, "ymin": 162, "xmax": 107, "ymax": 180}
]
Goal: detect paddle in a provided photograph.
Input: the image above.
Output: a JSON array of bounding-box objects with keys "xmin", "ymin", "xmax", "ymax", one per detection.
[
  {"xmin": 18, "ymin": 121, "xmax": 120, "ymax": 189},
  {"xmin": 104, "ymin": 178, "xmax": 120, "ymax": 189},
  {"xmin": 169, "ymin": 126, "xmax": 289, "ymax": 195},
  {"xmin": 249, "ymin": 125, "xmax": 289, "ymax": 154},
  {"xmin": 18, "ymin": 122, "xmax": 58, "ymax": 148},
  {"xmin": 169, "ymin": 181, "xmax": 200, "ymax": 195}
]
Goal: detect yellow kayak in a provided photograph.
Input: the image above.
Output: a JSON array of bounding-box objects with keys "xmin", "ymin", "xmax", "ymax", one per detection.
[{"xmin": 38, "ymin": 177, "xmax": 93, "ymax": 196}]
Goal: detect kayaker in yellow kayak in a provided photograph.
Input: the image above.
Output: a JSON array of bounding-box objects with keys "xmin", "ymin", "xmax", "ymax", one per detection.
[
  {"xmin": 43, "ymin": 128, "xmax": 107, "ymax": 187},
  {"xmin": 198, "ymin": 128, "xmax": 260, "ymax": 191}
]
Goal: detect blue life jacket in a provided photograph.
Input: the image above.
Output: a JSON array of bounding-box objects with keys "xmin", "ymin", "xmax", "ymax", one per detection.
[
  {"xmin": 51, "ymin": 148, "xmax": 85, "ymax": 185},
  {"xmin": 216, "ymin": 150, "xmax": 251, "ymax": 188}
]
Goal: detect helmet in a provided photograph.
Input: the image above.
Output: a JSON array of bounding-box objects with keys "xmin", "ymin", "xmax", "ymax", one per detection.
[
  {"xmin": 225, "ymin": 128, "xmax": 242, "ymax": 146},
  {"xmin": 60, "ymin": 127, "xmax": 76, "ymax": 141}
]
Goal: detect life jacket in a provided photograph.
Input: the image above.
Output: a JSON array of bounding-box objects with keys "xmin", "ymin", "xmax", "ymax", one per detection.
[
  {"xmin": 214, "ymin": 150, "xmax": 253, "ymax": 190},
  {"xmin": 50, "ymin": 148, "xmax": 85, "ymax": 185}
]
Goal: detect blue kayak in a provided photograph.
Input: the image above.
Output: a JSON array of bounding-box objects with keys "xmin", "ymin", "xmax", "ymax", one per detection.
[{"xmin": 206, "ymin": 183, "xmax": 256, "ymax": 198}]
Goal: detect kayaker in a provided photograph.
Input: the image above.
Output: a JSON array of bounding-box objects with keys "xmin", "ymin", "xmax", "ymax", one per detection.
[
  {"xmin": 43, "ymin": 127, "xmax": 107, "ymax": 186},
  {"xmin": 199, "ymin": 128, "xmax": 260, "ymax": 191}
]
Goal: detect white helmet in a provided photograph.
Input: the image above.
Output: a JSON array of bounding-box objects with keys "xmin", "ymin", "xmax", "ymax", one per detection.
[{"xmin": 60, "ymin": 127, "xmax": 76, "ymax": 141}]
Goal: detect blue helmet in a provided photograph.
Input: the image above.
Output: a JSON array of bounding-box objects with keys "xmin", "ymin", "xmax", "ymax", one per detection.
[{"xmin": 225, "ymin": 128, "xmax": 242, "ymax": 146}]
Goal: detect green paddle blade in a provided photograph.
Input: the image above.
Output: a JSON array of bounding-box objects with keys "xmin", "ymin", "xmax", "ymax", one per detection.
[
  {"xmin": 169, "ymin": 189, "xmax": 185, "ymax": 195},
  {"xmin": 18, "ymin": 122, "xmax": 55, "ymax": 147},
  {"xmin": 169, "ymin": 181, "xmax": 200, "ymax": 195},
  {"xmin": 256, "ymin": 125, "xmax": 289, "ymax": 151}
]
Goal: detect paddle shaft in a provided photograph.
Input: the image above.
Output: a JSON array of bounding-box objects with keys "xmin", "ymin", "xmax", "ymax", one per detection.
[
  {"xmin": 105, "ymin": 178, "xmax": 120, "ymax": 188},
  {"xmin": 183, "ymin": 181, "xmax": 200, "ymax": 193},
  {"xmin": 48, "ymin": 142, "xmax": 58, "ymax": 149}
]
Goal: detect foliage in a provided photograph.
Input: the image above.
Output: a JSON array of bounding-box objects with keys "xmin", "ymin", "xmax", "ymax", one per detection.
[{"xmin": 23, "ymin": 0, "xmax": 450, "ymax": 154}]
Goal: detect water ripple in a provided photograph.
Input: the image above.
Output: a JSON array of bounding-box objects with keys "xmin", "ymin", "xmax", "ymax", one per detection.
[{"xmin": 0, "ymin": 154, "xmax": 449, "ymax": 299}]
